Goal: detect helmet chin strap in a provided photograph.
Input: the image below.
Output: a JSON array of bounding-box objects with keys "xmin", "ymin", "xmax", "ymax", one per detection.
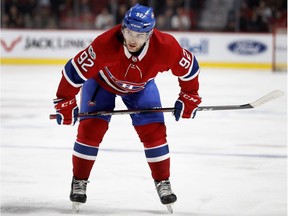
[
  {"xmin": 121, "ymin": 27, "xmax": 129, "ymax": 48},
  {"xmin": 147, "ymin": 30, "xmax": 153, "ymax": 40}
]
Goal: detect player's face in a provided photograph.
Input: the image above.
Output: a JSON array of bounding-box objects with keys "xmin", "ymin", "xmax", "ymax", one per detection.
[{"xmin": 122, "ymin": 28, "xmax": 149, "ymax": 52}]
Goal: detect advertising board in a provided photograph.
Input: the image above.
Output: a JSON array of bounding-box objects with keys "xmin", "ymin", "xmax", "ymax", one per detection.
[{"xmin": 1, "ymin": 30, "xmax": 272, "ymax": 70}]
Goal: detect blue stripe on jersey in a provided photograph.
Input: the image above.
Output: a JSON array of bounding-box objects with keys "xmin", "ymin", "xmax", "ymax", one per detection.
[
  {"xmin": 181, "ymin": 56, "xmax": 199, "ymax": 81},
  {"xmin": 74, "ymin": 142, "xmax": 99, "ymax": 156},
  {"xmin": 64, "ymin": 59, "xmax": 86, "ymax": 85},
  {"xmin": 145, "ymin": 144, "xmax": 169, "ymax": 158}
]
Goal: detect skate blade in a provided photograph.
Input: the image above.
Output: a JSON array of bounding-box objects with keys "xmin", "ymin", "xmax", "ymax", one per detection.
[
  {"xmin": 166, "ymin": 204, "xmax": 173, "ymax": 214},
  {"xmin": 72, "ymin": 202, "xmax": 82, "ymax": 213}
]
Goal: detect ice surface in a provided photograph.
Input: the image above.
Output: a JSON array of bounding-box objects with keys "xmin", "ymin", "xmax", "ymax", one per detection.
[{"xmin": 1, "ymin": 65, "xmax": 287, "ymax": 216}]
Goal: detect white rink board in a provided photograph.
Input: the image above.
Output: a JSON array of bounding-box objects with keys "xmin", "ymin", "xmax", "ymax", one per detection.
[
  {"xmin": 1, "ymin": 29, "xmax": 95, "ymax": 58},
  {"xmin": 1, "ymin": 30, "xmax": 273, "ymax": 69}
]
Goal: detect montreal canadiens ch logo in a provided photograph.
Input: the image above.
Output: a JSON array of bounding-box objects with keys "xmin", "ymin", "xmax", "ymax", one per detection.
[{"xmin": 100, "ymin": 67, "xmax": 146, "ymax": 93}]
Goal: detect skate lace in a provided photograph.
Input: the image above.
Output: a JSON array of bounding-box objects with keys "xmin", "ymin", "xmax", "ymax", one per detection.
[
  {"xmin": 155, "ymin": 180, "xmax": 172, "ymax": 197},
  {"xmin": 73, "ymin": 179, "xmax": 89, "ymax": 195}
]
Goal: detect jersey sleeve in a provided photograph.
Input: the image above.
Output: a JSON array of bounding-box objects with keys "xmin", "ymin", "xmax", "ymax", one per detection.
[
  {"xmin": 178, "ymin": 52, "xmax": 200, "ymax": 95},
  {"xmin": 168, "ymin": 38, "xmax": 200, "ymax": 95},
  {"xmin": 56, "ymin": 38, "xmax": 104, "ymax": 99}
]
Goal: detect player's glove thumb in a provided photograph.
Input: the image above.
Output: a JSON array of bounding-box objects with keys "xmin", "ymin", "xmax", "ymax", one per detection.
[
  {"xmin": 53, "ymin": 98, "xmax": 79, "ymax": 125},
  {"xmin": 173, "ymin": 91, "xmax": 201, "ymax": 121}
]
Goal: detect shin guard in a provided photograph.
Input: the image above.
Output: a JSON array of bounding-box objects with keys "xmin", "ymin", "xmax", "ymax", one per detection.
[
  {"xmin": 72, "ymin": 118, "xmax": 108, "ymax": 180},
  {"xmin": 134, "ymin": 123, "xmax": 170, "ymax": 181}
]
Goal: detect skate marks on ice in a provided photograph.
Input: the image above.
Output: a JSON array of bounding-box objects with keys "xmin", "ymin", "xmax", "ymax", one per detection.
[
  {"xmin": 0, "ymin": 203, "xmax": 74, "ymax": 215},
  {"xmin": 1, "ymin": 200, "xmax": 258, "ymax": 216},
  {"xmin": 1, "ymin": 144, "xmax": 286, "ymax": 216},
  {"xmin": 0, "ymin": 202, "xmax": 195, "ymax": 216}
]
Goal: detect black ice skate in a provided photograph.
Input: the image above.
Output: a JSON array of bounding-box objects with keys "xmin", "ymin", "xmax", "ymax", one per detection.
[
  {"xmin": 70, "ymin": 176, "xmax": 89, "ymax": 212},
  {"xmin": 155, "ymin": 179, "xmax": 177, "ymax": 213}
]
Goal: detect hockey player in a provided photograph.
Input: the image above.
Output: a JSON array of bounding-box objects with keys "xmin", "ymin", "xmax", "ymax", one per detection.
[{"xmin": 53, "ymin": 3, "xmax": 201, "ymax": 213}]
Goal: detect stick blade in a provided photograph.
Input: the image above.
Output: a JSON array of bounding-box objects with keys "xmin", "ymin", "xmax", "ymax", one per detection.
[{"xmin": 250, "ymin": 90, "xmax": 285, "ymax": 108}]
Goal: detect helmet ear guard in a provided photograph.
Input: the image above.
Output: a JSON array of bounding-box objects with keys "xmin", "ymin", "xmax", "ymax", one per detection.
[{"xmin": 122, "ymin": 3, "xmax": 156, "ymax": 33}]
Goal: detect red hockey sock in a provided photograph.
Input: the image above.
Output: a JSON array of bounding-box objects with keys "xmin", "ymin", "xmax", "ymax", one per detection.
[
  {"xmin": 72, "ymin": 156, "xmax": 95, "ymax": 180},
  {"xmin": 72, "ymin": 118, "xmax": 108, "ymax": 180},
  {"xmin": 148, "ymin": 158, "xmax": 170, "ymax": 181},
  {"xmin": 134, "ymin": 123, "xmax": 170, "ymax": 181}
]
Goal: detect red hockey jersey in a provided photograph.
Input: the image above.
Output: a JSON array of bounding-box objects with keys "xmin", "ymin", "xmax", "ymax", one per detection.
[{"xmin": 56, "ymin": 24, "xmax": 200, "ymax": 99}]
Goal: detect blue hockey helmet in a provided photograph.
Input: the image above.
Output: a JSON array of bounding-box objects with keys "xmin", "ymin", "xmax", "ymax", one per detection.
[{"xmin": 123, "ymin": 4, "xmax": 156, "ymax": 33}]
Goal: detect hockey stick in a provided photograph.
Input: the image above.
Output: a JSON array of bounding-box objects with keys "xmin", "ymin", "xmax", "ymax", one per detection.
[{"xmin": 49, "ymin": 90, "xmax": 284, "ymax": 119}]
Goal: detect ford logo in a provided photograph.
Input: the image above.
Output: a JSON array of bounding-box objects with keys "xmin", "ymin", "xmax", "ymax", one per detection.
[{"xmin": 228, "ymin": 40, "xmax": 267, "ymax": 55}]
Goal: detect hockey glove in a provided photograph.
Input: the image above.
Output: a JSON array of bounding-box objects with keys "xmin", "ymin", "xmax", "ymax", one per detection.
[
  {"xmin": 174, "ymin": 91, "xmax": 202, "ymax": 121},
  {"xmin": 53, "ymin": 98, "xmax": 79, "ymax": 125}
]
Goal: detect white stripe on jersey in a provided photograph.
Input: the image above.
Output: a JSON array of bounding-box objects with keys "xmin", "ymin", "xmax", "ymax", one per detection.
[
  {"xmin": 63, "ymin": 67, "xmax": 82, "ymax": 88},
  {"xmin": 71, "ymin": 58, "xmax": 88, "ymax": 82},
  {"xmin": 99, "ymin": 70, "xmax": 129, "ymax": 93},
  {"xmin": 179, "ymin": 68, "xmax": 200, "ymax": 81}
]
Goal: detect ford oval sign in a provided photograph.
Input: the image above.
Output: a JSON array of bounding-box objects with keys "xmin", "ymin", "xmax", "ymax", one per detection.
[{"xmin": 228, "ymin": 40, "xmax": 267, "ymax": 55}]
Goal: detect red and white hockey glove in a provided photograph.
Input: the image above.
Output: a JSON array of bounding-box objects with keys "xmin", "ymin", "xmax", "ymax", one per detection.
[
  {"xmin": 173, "ymin": 91, "xmax": 202, "ymax": 121},
  {"xmin": 53, "ymin": 98, "xmax": 79, "ymax": 125}
]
